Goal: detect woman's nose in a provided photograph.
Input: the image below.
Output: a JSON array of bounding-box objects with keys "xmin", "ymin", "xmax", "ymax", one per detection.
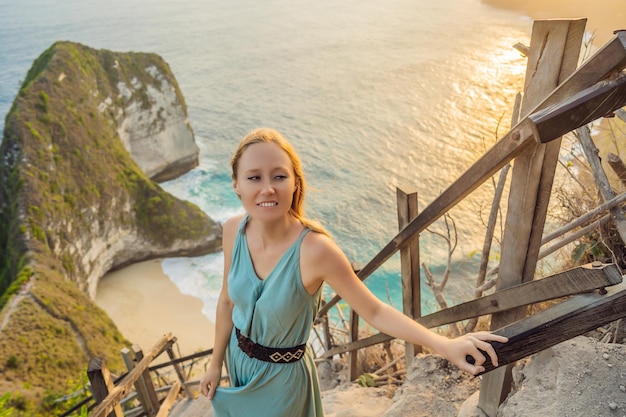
[{"xmin": 261, "ymin": 181, "xmax": 275, "ymax": 194}]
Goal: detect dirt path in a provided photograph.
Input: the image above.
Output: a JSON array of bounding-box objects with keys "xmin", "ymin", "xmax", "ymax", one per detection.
[
  {"xmin": 0, "ymin": 279, "xmax": 33, "ymax": 333},
  {"xmin": 169, "ymin": 394, "xmax": 214, "ymax": 417}
]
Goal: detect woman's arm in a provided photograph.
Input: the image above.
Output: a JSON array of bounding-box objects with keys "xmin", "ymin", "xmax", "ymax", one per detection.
[
  {"xmin": 301, "ymin": 232, "xmax": 507, "ymax": 375},
  {"xmin": 199, "ymin": 215, "xmax": 241, "ymax": 399}
]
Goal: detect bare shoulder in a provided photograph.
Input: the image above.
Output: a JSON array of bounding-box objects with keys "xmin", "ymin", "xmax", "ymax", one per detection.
[
  {"xmin": 223, "ymin": 214, "xmax": 244, "ymax": 234},
  {"xmin": 302, "ymin": 230, "xmax": 339, "ymax": 258},
  {"xmin": 301, "ymin": 231, "xmax": 352, "ymax": 277},
  {"xmin": 222, "ymin": 214, "xmax": 245, "ymax": 249}
]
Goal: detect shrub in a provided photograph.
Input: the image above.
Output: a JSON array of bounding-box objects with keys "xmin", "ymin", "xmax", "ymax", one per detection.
[{"xmin": 6, "ymin": 355, "xmax": 19, "ymax": 369}]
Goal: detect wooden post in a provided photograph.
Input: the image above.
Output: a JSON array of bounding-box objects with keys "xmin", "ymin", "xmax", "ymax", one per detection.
[
  {"xmin": 133, "ymin": 344, "xmax": 160, "ymax": 411},
  {"xmin": 121, "ymin": 347, "xmax": 158, "ymax": 417},
  {"xmin": 322, "ymin": 313, "xmax": 333, "ymax": 350},
  {"xmin": 472, "ymin": 93, "xmax": 519, "ymax": 303},
  {"xmin": 396, "ymin": 187, "xmax": 421, "ymax": 366},
  {"xmin": 577, "ymin": 126, "xmax": 626, "ymax": 243},
  {"xmin": 607, "ymin": 152, "xmax": 626, "ymax": 188},
  {"xmin": 348, "ymin": 309, "xmax": 360, "ymax": 381},
  {"xmin": 479, "ymin": 19, "xmax": 587, "ymax": 416},
  {"xmin": 347, "ymin": 261, "xmax": 363, "ymax": 381},
  {"xmin": 166, "ymin": 344, "xmax": 193, "ymax": 398},
  {"xmin": 87, "ymin": 357, "xmax": 124, "ymax": 417}
]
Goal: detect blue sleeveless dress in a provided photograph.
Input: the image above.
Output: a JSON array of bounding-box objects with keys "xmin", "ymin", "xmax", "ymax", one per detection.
[{"xmin": 211, "ymin": 216, "xmax": 325, "ymax": 417}]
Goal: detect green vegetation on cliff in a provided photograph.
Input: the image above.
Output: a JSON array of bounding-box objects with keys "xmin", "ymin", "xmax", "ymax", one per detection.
[{"xmin": 0, "ymin": 41, "xmax": 222, "ymax": 415}]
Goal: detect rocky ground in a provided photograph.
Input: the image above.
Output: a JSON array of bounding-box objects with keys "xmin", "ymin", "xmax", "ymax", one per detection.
[
  {"xmin": 387, "ymin": 335, "xmax": 626, "ymax": 417},
  {"xmin": 169, "ymin": 333, "xmax": 626, "ymax": 417},
  {"xmin": 321, "ymin": 336, "xmax": 626, "ymax": 417}
]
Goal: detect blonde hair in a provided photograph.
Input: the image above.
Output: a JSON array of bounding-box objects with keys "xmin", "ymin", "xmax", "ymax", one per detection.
[{"xmin": 231, "ymin": 128, "xmax": 329, "ymax": 236}]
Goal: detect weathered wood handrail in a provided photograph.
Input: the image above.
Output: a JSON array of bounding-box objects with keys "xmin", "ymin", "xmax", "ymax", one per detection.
[
  {"xmin": 147, "ymin": 348, "xmax": 213, "ymax": 371},
  {"xmin": 420, "ymin": 262, "xmax": 622, "ymax": 328},
  {"xmin": 317, "ymin": 30, "xmax": 626, "ymax": 318},
  {"xmin": 474, "ymin": 280, "xmax": 626, "ymax": 375},
  {"xmin": 530, "ymin": 71, "xmax": 626, "ymax": 143},
  {"xmin": 321, "ymin": 263, "xmax": 622, "ymax": 358}
]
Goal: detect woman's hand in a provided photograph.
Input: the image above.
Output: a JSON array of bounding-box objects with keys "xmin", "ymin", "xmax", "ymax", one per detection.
[
  {"xmin": 439, "ymin": 331, "xmax": 508, "ymax": 375},
  {"xmin": 199, "ymin": 365, "xmax": 222, "ymax": 400}
]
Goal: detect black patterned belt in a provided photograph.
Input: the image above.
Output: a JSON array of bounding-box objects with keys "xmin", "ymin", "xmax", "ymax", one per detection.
[{"xmin": 235, "ymin": 327, "xmax": 306, "ymax": 363}]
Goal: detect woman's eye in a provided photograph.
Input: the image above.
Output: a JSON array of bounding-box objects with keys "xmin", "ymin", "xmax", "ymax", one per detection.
[
  {"xmin": 275, "ymin": 175, "xmax": 287, "ymax": 180},
  {"xmin": 247, "ymin": 176, "xmax": 260, "ymax": 181}
]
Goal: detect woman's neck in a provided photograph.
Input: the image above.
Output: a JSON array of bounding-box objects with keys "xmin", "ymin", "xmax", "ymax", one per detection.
[{"xmin": 246, "ymin": 215, "xmax": 302, "ymax": 247}]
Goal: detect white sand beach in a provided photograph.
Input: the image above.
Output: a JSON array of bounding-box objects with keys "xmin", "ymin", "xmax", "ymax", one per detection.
[{"xmin": 95, "ymin": 259, "xmax": 215, "ymax": 357}]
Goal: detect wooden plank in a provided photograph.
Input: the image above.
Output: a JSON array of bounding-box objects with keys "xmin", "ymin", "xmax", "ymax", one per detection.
[
  {"xmin": 467, "ymin": 94, "xmax": 519, "ymax": 334},
  {"xmin": 539, "ymin": 215, "xmax": 611, "ymax": 260},
  {"xmin": 166, "ymin": 344, "xmax": 193, "ymax": 399},
  {"xmin": 397, "ymin": 188, "xmax": 421, "ymax": 362},
  {"xmin": 472, "ymin": 281, "xmax": 626, "ymax": 375},
  {"xmin": 321, "ymin": 263, "xmax": 622, "ymax": 358},
  {"xmin": 541, "ymin": 192, "xmax": 626, "ymax": 244},
  {"xmin": 87, "ymin": 357, "xmax": 124, "ymax": 417},
  {"xmin": 121, "ymin": 347, "xmax": 157, "ymax": 417},
  {"xmin": 90, "ymin": 334, "xmax": 175, "ymax": 417},
  {"xmin": 317, "ymin": 29, "xmax": 626, "ymax": 318},
  {"xmin": 530, "ymin": 72, "xmax": 626, "ymax": 143},
  {"xmin": 323, "ymin": 332, "xmax": 391, "ymax": 358},
  {"xmin": 419, "ymin": 262, "xmax": 622, "ymax": 328},
  {"xmin": 133, "ymin": 344, "xmax": 160, "ymax": 412},
  {"xmin": 155, "ymin": 381, "xmax": 181, "ymax": 417}
]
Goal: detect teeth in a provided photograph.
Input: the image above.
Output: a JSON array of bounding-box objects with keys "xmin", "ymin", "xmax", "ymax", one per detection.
[{"xmin": 259, "ymin": 202, "xmax": 278, "ymax": 207}]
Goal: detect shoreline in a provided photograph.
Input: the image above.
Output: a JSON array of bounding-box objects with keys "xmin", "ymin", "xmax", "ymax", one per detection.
[
  {"xmin": 484, "ymin": 0, "xmax": 624, "ymax": 45},
  {"xmin": 95, "ymin": 259, "xmax": 215, "ymax": 357}
]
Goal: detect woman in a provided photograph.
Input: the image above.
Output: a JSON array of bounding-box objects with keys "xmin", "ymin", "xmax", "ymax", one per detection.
[{"xmin": 199, "ymin": 128, "xmax": 507, "ymax": 416}]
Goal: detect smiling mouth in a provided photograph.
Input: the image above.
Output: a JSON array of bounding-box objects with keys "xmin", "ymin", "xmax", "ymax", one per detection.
[{"xmin": 258, "ymin": 202, "xmax": 278, "ymax": 207}]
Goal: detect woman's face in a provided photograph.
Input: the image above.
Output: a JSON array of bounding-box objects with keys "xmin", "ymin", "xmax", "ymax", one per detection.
[{"xmin": 233, "ymin": 142, "xmax": 297, "ymax": 221}]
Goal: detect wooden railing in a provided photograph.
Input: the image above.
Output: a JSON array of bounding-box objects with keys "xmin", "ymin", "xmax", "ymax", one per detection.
[
  {"xmin": 69, "ymin": 334, "xmax": 213, "ymax": 417},
  {"xmin": 317, "ymin": 29, "xmax": 626, "ymax": 318},
  {"xmin": 315, "ymin": 23, "xmax": 626, "ymax": 417}
]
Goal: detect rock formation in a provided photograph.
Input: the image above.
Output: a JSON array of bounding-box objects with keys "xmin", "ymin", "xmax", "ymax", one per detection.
[
  {"xmin": 113, "ymin": 60, "xmax": 199, "ymax": 182},
  {"xmin": 0, "ymin": 41, "xmax": 222, "ymax": 410}
]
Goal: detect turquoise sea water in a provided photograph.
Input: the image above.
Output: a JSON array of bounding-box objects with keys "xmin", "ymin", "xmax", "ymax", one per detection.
[{"xmin": 0, "ymin": 0, "xmax": 535, "ymax": 320}]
